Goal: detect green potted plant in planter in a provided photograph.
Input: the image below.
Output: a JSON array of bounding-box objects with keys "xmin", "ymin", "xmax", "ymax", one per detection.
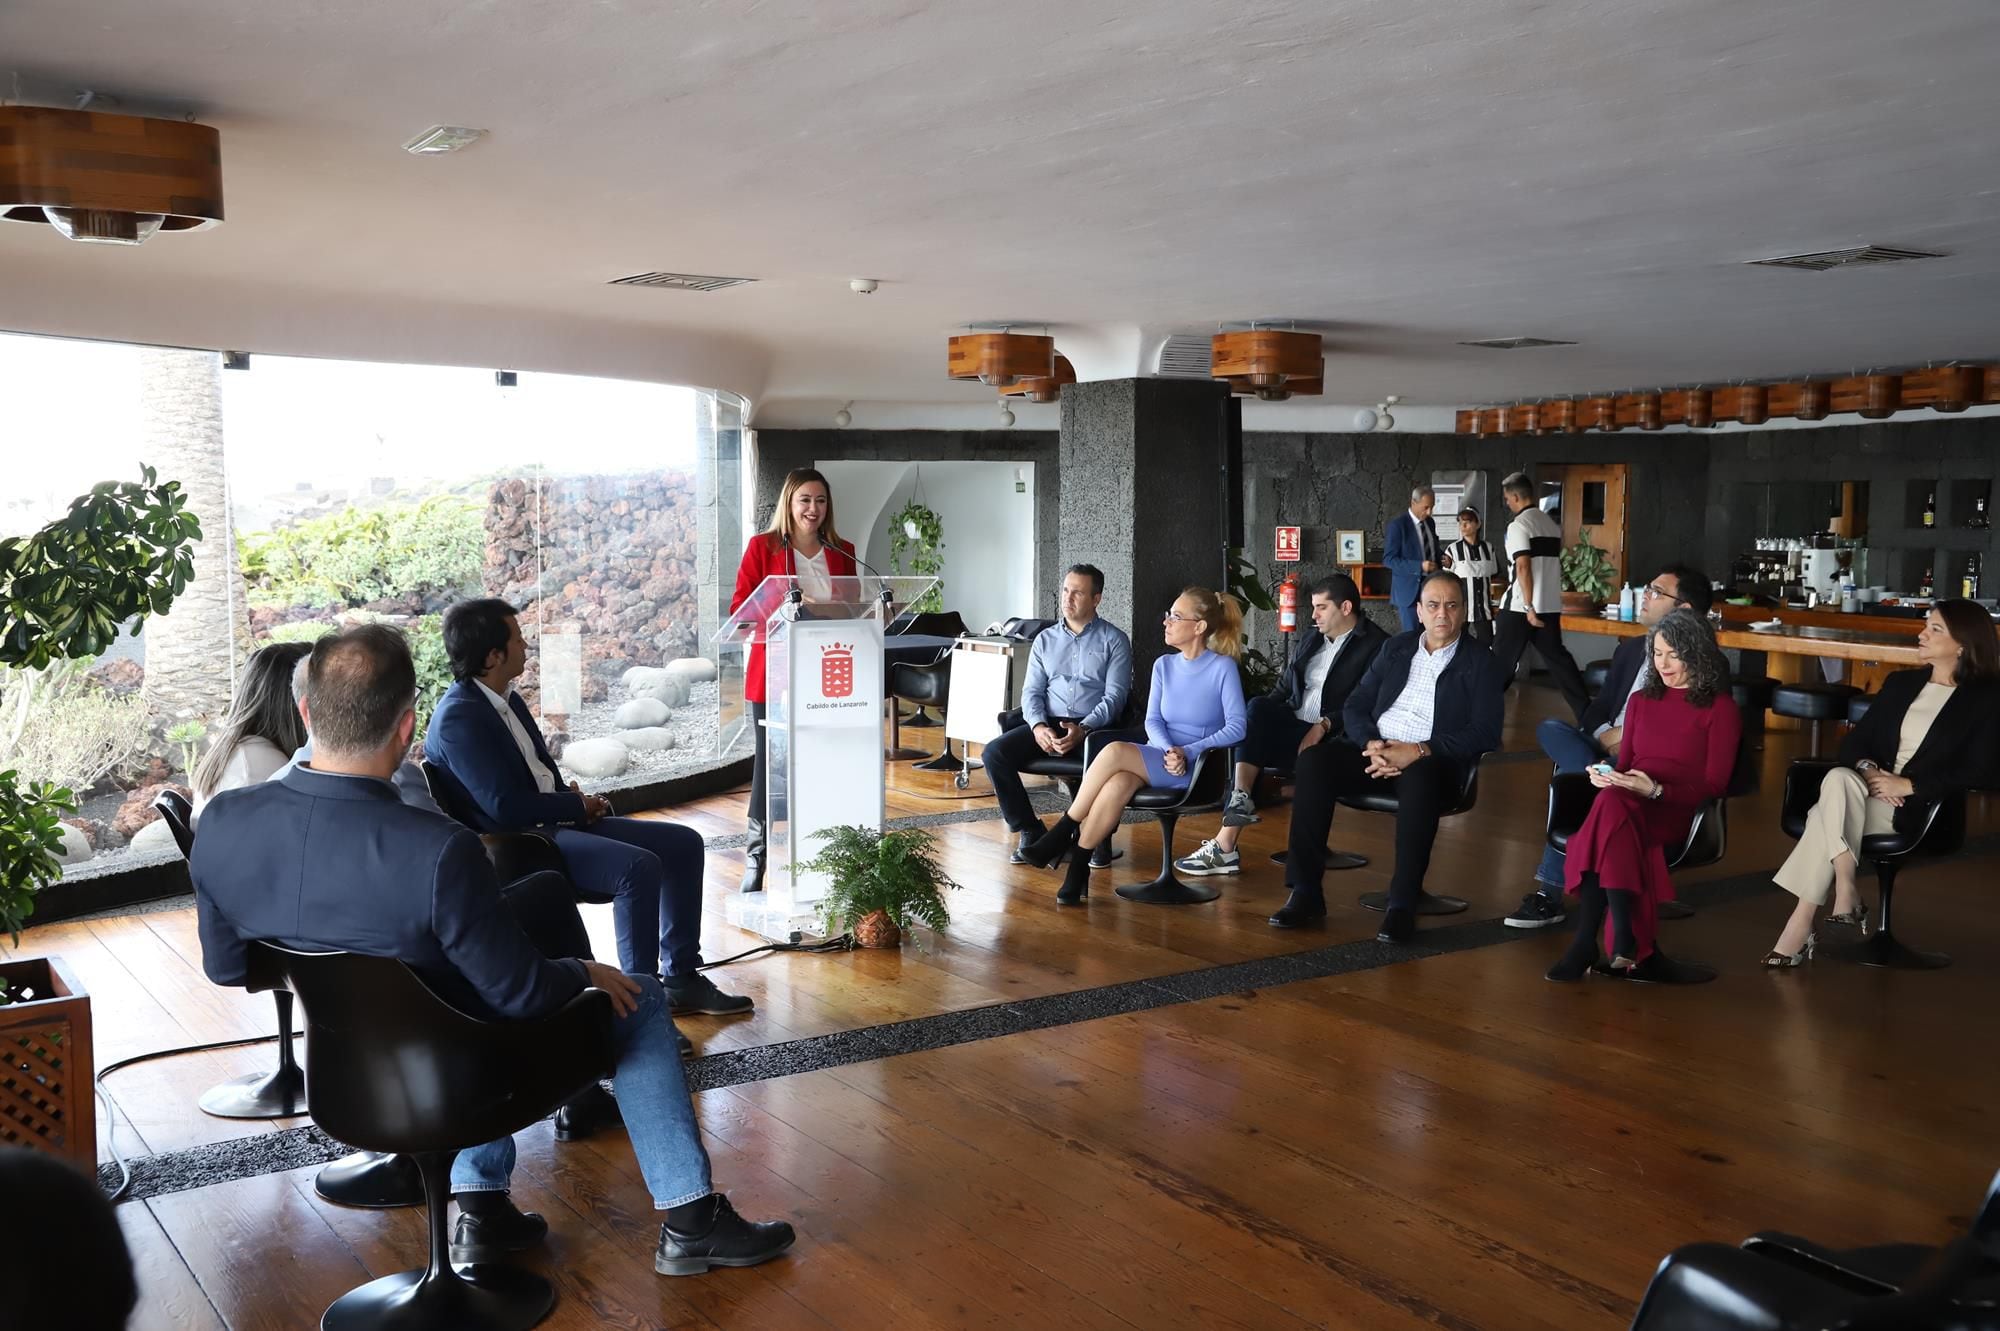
[
  {"xmin": 1, "ymin": 467, "xmax": 199, "ymax": 1165},
  {"xmin": 1559, "ymin": 526, "xmax": 1618, "ymax": 614},
  {"xmin": 887, "ymin": 495, "xmax": 945, "ymax": 614},
  {"xmin": 799, "ymin": 825, "xmax": 961, "ymax": 949}
]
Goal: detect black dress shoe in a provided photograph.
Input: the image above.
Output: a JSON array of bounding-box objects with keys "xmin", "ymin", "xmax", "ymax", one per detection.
[
  {"xmin": 1088, "ymin": 843, "xmax": 1123, "ymax": 869},
  {"xmin": 554, "ymin": 1082, "xmax": 622, "ymax": 1142},
  {"xmin": 1009, "ymin": 823, "xmax": 1045, "ymax": 865},
  {"xmin": 666, "ymin": 973, "xmax": 754, "ymax": 1016},
  {"xmin": 1375, "ymin": 907, "xmax": 1416, "ymax": 943},
  {"xmin": 1268, "ymin": 891, "xmax": 1327, "ymax": 929},
  {"xmin": 1656, "ymin": 899, "xmax": 1695, "ymax": 921},
  {"xmin": 655, "ymin": 1195, "xmax": 797, "ymax": 1277},
  {"xmin": 449, "ymin": 1197, "xmax": 549, "ymax": 1265}
]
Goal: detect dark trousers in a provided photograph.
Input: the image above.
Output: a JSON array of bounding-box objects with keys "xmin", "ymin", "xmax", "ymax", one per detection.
[
  {"xmin": 1490, "ymin": 609, "xmax": 1590, "ymax": 721},
  {"xmin": 1239, "ymin": 695, "xmax": 1313, "ymax": 774},
  {"xmin": 1286, "ymin": 739, "xmax": 1459, "ymax": 908},
  {"xmin": 1463, "ymin": 619, "xmax": 1493, "ymax": 644},
  {"xmin": 551, "ymin": 818, "xmax": 706, "ymax": 980},
  {"xmin": 981, "ymin": 720, "xmax": 1080, "ymax": 832},
  {"xmin": 1397, "ymin": 599, "xmax": 1421, "ymax": 633},
  {"xmin": 747, "ymin": 700, "xmax": 768, "ymax": 828},
  {"xmin": 500, "ymin": 870, "xmax": 595, "ymax": 962}
]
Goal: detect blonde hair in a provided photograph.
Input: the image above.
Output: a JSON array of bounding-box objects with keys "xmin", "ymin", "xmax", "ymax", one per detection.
[
  {"xmin": 1180, "ymin": 585, "xmax": 1244, "ymax": 660},
  {"xmin": 764, "ymin": 467, "xmax": 844, "ymax": 551}
]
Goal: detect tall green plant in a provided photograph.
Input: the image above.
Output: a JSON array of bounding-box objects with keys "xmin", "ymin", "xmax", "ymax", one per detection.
[
  {"xmin": 0, "ymin": 468, "xmax": 201, "ymax": 942},
  {"xmin": 887, "ymin": 498, "xmax": 945, "ymax": 614},
  {"xmin": 1561, "ymin": 527, "xmax": 1618, "ymax": 603},
  {"xmin": 799, "ymin": 825, "xmax": 960, "ymax": 941}
]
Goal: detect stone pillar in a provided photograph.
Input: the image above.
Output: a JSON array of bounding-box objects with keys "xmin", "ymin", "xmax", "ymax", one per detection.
[{"xmin": 1058, "ymin": 378, "xmax": 1233, "ymax": 709}]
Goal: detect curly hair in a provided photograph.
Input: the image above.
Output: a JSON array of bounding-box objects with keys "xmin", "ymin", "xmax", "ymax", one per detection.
[{"xmin": 1640, "ymin": 608, "xmax": 1729, "ymax": 708}]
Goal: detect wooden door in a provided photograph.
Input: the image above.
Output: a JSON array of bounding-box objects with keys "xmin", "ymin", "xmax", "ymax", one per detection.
[{"xmin": 1553, "ymin": 464, "xmax": 1630, "ymax": 584}]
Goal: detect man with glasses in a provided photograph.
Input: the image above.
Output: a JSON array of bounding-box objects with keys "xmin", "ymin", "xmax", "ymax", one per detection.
[
  {"xmin": 1270, "ymin": 572, "xmax": 1502, "ymax": 942},
  {"xmin": 1506, "ymin": 563, "xmax": 1713, "ymax": 929}
]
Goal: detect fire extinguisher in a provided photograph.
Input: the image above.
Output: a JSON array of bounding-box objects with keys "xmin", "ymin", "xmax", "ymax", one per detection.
[{"xmin": 1277, "ymin": 573, "xmax": 1299, "ymax": 634}]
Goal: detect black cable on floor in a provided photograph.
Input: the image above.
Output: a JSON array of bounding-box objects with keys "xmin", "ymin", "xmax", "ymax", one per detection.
[{"xmin": 95, "ymin": 1028, "xmax": 300, "ymax": 1203}]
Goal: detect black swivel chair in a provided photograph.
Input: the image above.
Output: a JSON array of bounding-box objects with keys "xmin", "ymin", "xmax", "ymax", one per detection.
[
  {"xmin": 886, "ymin": 611, "xmax": 971, "ymax": 767},
  {"xmin": 1779, "ymin": 758, "xmax": 1964, "ymax": 969},
  {"xmin": 1112, "ymin": 748, "xmax": 1233, "ymax": 905},
  {"xmin": 994, "ymin": 701, "xmax": 1141, "ymax": 868},
  {"xmin": 261, "ymin": 942, "xmax": 616, "ymax": 1331},
  {"xmin": 153, "ymin": 790, "xmax": 310, "ymax": 1122},
  {"xmin": 419, "ymin": 761, "xmax": 603, "ymax": 903},
  {"xmin": 1582, "ymin": 659, "xmax": 1612, "ymax": 698},
  {"xmin": 1545, "ymin": 775, "xmax": 1730, "ymax": 878},
  {"xmin": 1347, "ymin": 760, "xmax": 1483, "ymax": 916},
  {"xmin": 1771, "ymin": 681, "xmax": 1860, "ymax": 758}
]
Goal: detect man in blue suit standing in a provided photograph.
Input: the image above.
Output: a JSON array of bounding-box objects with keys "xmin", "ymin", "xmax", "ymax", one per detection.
[
  {"xmin": 192, "ymin": 625, "xmax": 794, "ymax": 1276},
  {"xmin": 424, "ymin": 599, "xmax": 749, "ymax": 1018},
  {"xmin": 1382, "ymin": 483, "xmax": 1442, "ymax": 633}
]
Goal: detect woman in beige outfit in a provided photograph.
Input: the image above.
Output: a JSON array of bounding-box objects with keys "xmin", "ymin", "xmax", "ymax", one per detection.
[{"xmin": 1764, "ymin": 601, "xmax": 2000, "ymax": 965}]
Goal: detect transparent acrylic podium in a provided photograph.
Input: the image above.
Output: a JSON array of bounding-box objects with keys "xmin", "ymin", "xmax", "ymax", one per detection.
[{"xmin": 717, "ymin": 574, "xmax": 937, "ymax": 941}]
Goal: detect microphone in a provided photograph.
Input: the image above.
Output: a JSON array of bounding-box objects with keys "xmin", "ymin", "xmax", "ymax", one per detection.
[{"xmin": 845, "ymin": 548, "xmax": 905, "ymax": 626}]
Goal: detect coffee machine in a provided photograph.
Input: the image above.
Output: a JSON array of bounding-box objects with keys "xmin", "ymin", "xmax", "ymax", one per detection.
[{"xmin": 1799, "ymin": 548, "xmax": 1846, "ymax": 605}]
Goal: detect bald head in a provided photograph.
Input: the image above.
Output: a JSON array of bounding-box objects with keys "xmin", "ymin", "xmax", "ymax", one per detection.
[{"xmin": 305, "ymin": 625, "xmax": 416, "ymax": 757}]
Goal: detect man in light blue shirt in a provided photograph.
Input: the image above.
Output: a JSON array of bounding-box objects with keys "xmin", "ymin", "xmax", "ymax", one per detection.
[{"xmin": 983, "ymin": 564, "xmax": 1133, "ymax": 862}]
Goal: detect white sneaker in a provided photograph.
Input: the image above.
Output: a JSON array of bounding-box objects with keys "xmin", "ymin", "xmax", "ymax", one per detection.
[
  {"xmin": 1220, "ymin": 790, "xmax": 1260, "ymax": 828},
  {"xmin": 1174, "ymin": 839, "xmax": 1241, "ymax": 876}
]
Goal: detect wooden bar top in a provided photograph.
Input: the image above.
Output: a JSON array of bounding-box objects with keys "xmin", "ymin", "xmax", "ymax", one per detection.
[{"xmin": 1561, "ymin": 612, "xmax": 1923, "ymax": 664}]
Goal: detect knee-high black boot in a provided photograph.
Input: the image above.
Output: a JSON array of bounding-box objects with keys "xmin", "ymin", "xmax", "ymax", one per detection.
[{"xmin": 1546, "ymin": 879, "xmax": 1605, "ymax": 983}]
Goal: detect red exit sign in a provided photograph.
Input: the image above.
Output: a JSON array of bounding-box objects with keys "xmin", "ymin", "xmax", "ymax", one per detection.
[{"xmin": 1274, "ymin": 526, "xmax": 1302, "ymax": 562}]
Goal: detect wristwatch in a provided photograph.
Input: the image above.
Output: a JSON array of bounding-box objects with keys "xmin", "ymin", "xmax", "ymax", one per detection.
[
  {"xmin": 1648, "ymin": 779, "xmax": 1664, "ymax": 801},
  {"xmin": 1855, "ymin": 759, "xmax": 1880, "ymax": 773}
]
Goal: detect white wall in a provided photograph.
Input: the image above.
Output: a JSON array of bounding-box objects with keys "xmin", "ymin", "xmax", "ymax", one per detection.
[{"xmin": 815, "ymin": 460, "xmax": 1037, "ymax": 632}]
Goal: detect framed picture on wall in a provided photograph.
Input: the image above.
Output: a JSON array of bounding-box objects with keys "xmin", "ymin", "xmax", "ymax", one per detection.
[{"xmin": 1336, "ymin": 529, "xmax": 1365, "ymax": 564}]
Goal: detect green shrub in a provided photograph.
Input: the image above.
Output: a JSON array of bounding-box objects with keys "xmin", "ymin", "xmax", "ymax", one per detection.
[
  {"xmin": 240, "ymin": 496, "xmax": 483, "ymax": 609},
  {"xmin": 262, "ymin": 620, "xmax": 339, "ymax": 644},
  {"xmin": 0, "ymin": 661, "xmax": 150, "ymax": 793},
  {"xmin": 408, "ymin": 614, "xmax": 453, "ymax": 737}
]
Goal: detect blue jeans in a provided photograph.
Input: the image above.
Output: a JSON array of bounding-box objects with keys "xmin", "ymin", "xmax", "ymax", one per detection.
[
  {"xmin": 1535, "ymin": 716, "xmax": 1607, "ymax": 895},
  {"xmin": 452, "ymin": 974, "xmax": 713, "ymax": 1209},
  {"xmin": 552, "ymin": 817, "xmax": 706, "ymax": 978}
]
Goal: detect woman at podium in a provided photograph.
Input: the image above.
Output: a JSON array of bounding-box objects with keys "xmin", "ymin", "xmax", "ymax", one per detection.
[
  {"xmin": 730, "ymin": 468, "xmax": 857, "ymax": 892},
  {"xmin": 1022, "ymin": 585, "xmax": 1247, "ymax": 904}
]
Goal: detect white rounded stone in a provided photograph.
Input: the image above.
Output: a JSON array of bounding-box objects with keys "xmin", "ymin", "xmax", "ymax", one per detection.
[
  {"xmin": 663, "ymin": 657, "xmax": 718, "ymax": 684},
  {"xmin": 614, "ymin": 697, "xmax": 671, "ymax": 728},
  {"xmin": 53, "ymin": 823, "xmax": 93, "ymax": 865},
  {"xmin": 562, "ymin": 737, "xmax": 631, "ymax": 778},
  {"xmin": 128, "ymin": 819, "xmax": 177, "ymax": 855},
  {"xmin": 619, "ymin": 727, "xmax": 679, "ymax": 751}
]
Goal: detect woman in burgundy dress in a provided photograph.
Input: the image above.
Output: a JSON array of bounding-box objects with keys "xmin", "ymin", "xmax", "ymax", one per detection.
[{"xmin": 1548, "ymin": 609, "xmax": 1740, "ymax": 984}]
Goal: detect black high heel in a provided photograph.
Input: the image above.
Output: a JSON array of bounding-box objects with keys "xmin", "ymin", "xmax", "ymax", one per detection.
[
  {"xmin": 1825, "ymin": 900, "xmax": 1870, "ymax": 934},
  {"xmin": 1054, "ymin": 848, "xmax": 1092, "ymax": 905}
]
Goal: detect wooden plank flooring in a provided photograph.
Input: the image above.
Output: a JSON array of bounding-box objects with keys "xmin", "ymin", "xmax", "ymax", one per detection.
[{"xmin": 9, "ymin": 683, "xmax": 1999, "ymax": 1329}]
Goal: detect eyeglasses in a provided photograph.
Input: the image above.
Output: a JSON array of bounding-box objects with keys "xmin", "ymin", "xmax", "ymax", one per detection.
[
  {"xmin": 1644, "ymin": 583, "xmax": 1686, "ymax": 604},
  {"xmin": 1162, "ymin": 610, "xmax": 1197, "ymax": 623}
]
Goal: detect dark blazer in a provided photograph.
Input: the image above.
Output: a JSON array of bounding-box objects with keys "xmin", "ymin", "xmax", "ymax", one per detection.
[
  {"xmin": 1343, "ymin": 630, "xmax": 1504, "ymax": 767},
  {"xmin": 190, "ymin": 766, "xmax": 586, "ymax": 1022},
  {"xmin": 1276, "ymin": 617, "xmax": 1390, "ymax": 739},
  {"xmin": 1382, "ymin": 510, "xmax": 1441, "ymax": 609},
  {"xmin": 423, "ymin": 679, "xmax": 586, "ymax": 833},
  {"xmin": 1579, "ymin": 634, "xmax": 1649, "ymax": 735},
  {"xmin": 1836, "ymin": 669, "xmax": 2000, "ymax": 833}
]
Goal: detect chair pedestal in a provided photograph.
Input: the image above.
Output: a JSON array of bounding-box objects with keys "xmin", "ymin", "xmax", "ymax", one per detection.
[
  {"xmin": 200, "ymin": 992, "xmax": 308, "ymax": 1118},
  {"xmin": 322, "ymin": 1153, "xmax": 551, "ymax": 1331},
  {"xmin": 902, "ymin": 705, "xmax": 941, "ymax": 728},
  {"xmin": 1115, "ymin": 813, "xmax": 1220, "ymax": 905},
  {"xmin": 1357, "ymin": 890, "xmax": 1468, "ymax": 916},
  {"xmin": 1833, "ymin": 931, "xmax": 1949, "ymax": 970},
  {"xmin": 1268, "ymin": 849, "xmax": 1369, "ymax": 870},
  {"xmin": 317, "ymin": 1151, "xmax": 426, "ymax": 1209}
]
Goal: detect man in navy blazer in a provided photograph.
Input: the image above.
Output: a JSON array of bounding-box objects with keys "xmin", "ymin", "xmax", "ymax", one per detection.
[
  {"xmin": 192, "ymin": 625, "xmax": 794, "ymax": 1276},
  {"xmin": 1272, "ymin": 572, "xmax": 1503, "ymax": 941},
  {"xmin": 424, "ymin": 599, "xmax": 749, "ymax": 1017},
  {"xmin": 1382, "ymin": 483, "xmax": 1442, "ymax": 633}
]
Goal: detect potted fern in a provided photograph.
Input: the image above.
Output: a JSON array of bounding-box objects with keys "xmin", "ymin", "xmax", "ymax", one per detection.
[
  {"xmin": 800, "ymin": 825, "xmax": 960, "ymax": 948},
  {"xmin": 1560, "ymin": 526, "xmax": 1618, "ymax": 614}
]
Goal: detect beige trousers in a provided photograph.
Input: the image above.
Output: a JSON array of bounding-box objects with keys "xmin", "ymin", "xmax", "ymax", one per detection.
[{"xmin": 1772, "ymin": 767, "xmax": 1898, "ymax": 904}]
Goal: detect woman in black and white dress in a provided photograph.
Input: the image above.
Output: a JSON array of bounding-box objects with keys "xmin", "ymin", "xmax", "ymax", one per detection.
[{"xmin": 1442, "ymin": 506, "xmax": 1498, "ymax": 641}]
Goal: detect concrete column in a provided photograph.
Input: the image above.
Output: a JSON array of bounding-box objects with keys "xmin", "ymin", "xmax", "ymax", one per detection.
[{"xmin": 1058, "ymin": 378, "xmax": 1233, "ymax": 709}]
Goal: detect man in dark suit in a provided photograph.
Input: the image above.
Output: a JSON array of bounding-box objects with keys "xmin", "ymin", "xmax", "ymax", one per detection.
[
  {"xmin": 1382, "ymin": 482, "xmax": 1442, "ymax": 633},
  {"xmin": 191, "ymin": 625, "xmax": 794, "ymax": 1277},
  {"xmin": 1175, "ymin": 573, "xmax": 1388, "ymax": 876},
  {"xmin": 1506, "ymin": 563, "xmax": 1712, "ymax": 929},
  {"xmin": 423, "ymin": 599, "xmax": 749, "ymax": 1017},
  {"xmin": 1272, "ymin": 572, "xmax": 1504, "ymax": 940}
]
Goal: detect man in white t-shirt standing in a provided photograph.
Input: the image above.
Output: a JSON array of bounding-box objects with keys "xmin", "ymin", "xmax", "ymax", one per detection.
[{"xmin": 1490, "ymin": 471, "xmax": 1590, "ymax": 723}]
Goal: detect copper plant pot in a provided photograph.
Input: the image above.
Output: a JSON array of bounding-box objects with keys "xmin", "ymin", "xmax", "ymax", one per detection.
[{"xmin": 853, "ymin": 910, "xmax": 903, "ymax": 949}]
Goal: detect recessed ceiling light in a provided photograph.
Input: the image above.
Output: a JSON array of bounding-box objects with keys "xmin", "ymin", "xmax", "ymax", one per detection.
[
  {"xmin": 402, "ymin": 126, "xmax": 488, "ymax": 155},
  {"xmin": 1457, "ymin": 336, "xmax": 1578, "ymax": 350}
]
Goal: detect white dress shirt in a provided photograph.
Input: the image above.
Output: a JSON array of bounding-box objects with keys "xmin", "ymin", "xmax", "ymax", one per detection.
[
  {"xmin": 795, "ymin": 548, "xmax": 833, "ymax": 603},
  {"xmin": 1606, "ymin": 658, "xmax": 1652, "ymax": 733},
  {"xmin": 1375, "ymin": 635, "xmax": 1462, "ymax": 744},
  {"xmin": 1294, "ymin": 626, "xmax": 1355, "ymax": 723},
  {"xmin": 476, "ymin": 679, "xmax": 559, "ymax": 794}
]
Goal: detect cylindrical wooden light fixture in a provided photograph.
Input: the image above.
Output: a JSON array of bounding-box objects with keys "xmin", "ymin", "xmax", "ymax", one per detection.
[
  {"xmin": 1636, "ymin": 391, "xmax": 1663, "ymax": 431},
  {"xmin": 0, "ymin": 106, "xmax": 223, "ymax": 244},
  {"xmin": 1920, "ymin": 366, "xmax": 1983, "ymax": 413},
  {"xmin": 1542, "ymin": 399, "xmax": 1577, "ymax": 433},
  {"xmin": 1683, "ymin": 388, "xmax": 1713, "ymax": 429},
  {"xmin": 1515, "ymin": 403, "xmax": 1540, "ymax": 434},
  {"xmin": 1737, "ymin": 384, "xmax": 1769, "ymax": 426},
  {"xmin": 1477, "ymin": 408, "xmax": 1503, "ymax": 436},
  {"xmin": 1210, "ymin": 330, "xmax": 1322, "ymax": 397},
  {"xmin": 1794, "ymin": 381, "xmax": 1830, "ymax": 421},
  {"xmin": 1859, "ymin": 373, "xmax": 1901, "ymax": 419},
  {"xmin": 999, "ymin": 353, "xmax": 1076, "ymax": 403},
  {"xmin": 1586, "ymin": 395, "xmax": 1617, "ymax": 431},
  {"xmin": 947, "ymin": 332, "xmax": 1054, "ymax": 388}
]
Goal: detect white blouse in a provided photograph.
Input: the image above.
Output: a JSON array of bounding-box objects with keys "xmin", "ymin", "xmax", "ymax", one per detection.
[{"xmin": 191, "ymin": 735, "xmax": 291, "ymax": 821}]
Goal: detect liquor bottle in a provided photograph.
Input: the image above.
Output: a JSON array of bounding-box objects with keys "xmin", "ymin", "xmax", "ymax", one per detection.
[
  {"xmin": 1918, "ymin": 565, "xmax": 1934, "ymax": 598},
  {"xmin": 1922, "ymin": 491, "xmax": 1936, "ymax": 527},
  {"xmin": 1962, "ymin": 555, "xmax": 1982, "ymax": 600}
]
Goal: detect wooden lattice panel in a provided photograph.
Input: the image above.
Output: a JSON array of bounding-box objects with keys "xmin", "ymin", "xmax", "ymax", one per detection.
[{"xmin": 0, "ymin": 956, "xmax": 95, "ymax": 1169}]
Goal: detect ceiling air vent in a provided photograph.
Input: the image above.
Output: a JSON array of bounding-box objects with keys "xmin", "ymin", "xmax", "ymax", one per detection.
[
  {"xmin": 1457, "ymin": 336, "xmax": 1577, "ymax": 350},
  {"xmin": 608, "ymin": 271, "xmax": 757, "ymax": 292},
  {"xmin": 1745, "ymin": 245, "xmax": 1947, "ymax": 272},
  {"xmin": 1155, "ymin": 333, "xmax": 1213, "ymax": 378}
]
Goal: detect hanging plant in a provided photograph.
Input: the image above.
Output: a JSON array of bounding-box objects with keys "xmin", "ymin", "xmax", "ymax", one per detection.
[{"xmin": 887, "ymin": 496, "xmax": 945, "ymax": 614}]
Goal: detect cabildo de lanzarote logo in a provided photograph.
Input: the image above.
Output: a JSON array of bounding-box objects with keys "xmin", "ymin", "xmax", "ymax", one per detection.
[{"xmin": 802, "ymin": 641, "xmax": 870, "ymax": 716}]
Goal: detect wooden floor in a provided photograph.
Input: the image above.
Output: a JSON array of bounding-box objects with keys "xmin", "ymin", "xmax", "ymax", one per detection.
[{"xmin": 12, "ymin": 685, "xmax": 1999, "ymax": 1330}]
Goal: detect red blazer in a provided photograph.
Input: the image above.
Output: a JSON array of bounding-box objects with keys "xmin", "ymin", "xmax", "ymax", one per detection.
[{"xmin": 730, "ymin": 532, "xmax": 858, "ymax": 703}]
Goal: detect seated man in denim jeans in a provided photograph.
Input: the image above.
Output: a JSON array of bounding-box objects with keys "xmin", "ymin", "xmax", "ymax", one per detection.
[
  {"xmin": 981, "ymin": 563, "xmax": 1133, "ymax": 864},
  {"xmin": 191, "ymin": 625, "xmax": 793, "ymax": 1278},
  {"xmin": 1504, "ymin": 563, "xmax": 1712, "ymax": 929}
]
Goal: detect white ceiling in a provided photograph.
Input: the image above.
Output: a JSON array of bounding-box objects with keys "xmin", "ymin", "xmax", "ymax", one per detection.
[{"xmin": 4, "ymin": 0, "xmax": 1999, "ymax": 424}]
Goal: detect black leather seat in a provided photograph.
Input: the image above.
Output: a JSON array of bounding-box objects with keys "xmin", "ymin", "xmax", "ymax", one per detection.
[
  {"xmin": 1740, "ymin": 1169, "xmax": 2000, "ymax": 1302},
  {"xmin": 1545, "ymin": 773, "xmax": 1728, "ymax": 873},
  {"xmin": 1346, "ymin": 760, "xmax": 1482, "ymax": 915},
  {"xmin": 154, "ymin": 789, "xmax": 310, "ymax": 1122},
  {"xmin": 886, "ymin": 611, "xmax": 970, "ymax": 762},
  {"xmin": 420, "ymin": 760, "xmax": 601, "ymax": 903},
  {"xmin": 1582, "ymin": 659, "xmax": 1611, "ymax": 698},
  {"xmin": 1847, "ymin": 692, "xmax": 1875, "ymax": 725},
  {"xmin": 1779, "ymin": 758, "xmax": 1964, "ymax": 968},
  {"xmin": 1111, "ymin": 747, "xmax": 1233, "ymax": 905},
  {"xmin": 261, "ymin": 942, "xmax": 616, "ymax": 1331},
  {"xmin": 994, "ymin": 702, "xmax": 1140, "ymax": 868},
  {"xmin": 1771, "ymin": 682, "xmax": 1860, "ymax": 757}
]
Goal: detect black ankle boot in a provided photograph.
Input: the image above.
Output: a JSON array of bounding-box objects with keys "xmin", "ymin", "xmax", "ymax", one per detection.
[
  {"xmin": 1021, "ymin": 815, "xmax": 1080, "ymax": 869},
  {"xmin": 1055, "ymin": 846, "xmax": 1093, "ymax": 904},
  {"xmin": 1546, "ymin": 881, "xmax": 1605, "ymax": 982}
]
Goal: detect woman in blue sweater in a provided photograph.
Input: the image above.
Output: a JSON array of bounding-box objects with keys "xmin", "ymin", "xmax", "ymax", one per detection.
[{"xmin": 1023, "ymin": 585, "xmax": 1247, "ymax": 903}]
